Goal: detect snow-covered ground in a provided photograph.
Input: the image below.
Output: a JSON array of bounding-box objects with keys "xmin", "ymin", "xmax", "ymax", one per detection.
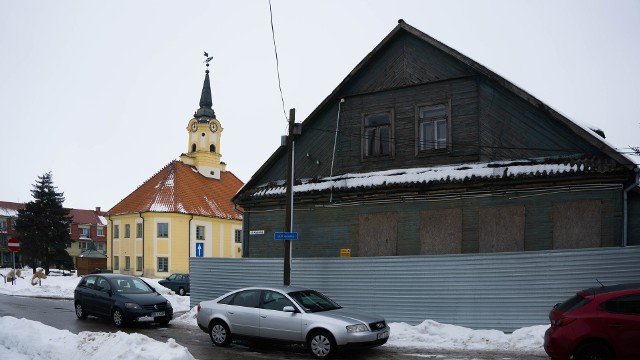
[{"xmin": 0, "ymin": 268, "xmax": 548, "ymax": 359}]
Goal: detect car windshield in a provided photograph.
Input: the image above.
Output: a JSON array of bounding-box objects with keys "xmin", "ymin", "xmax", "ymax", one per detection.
[
  {"xmin": 288, "ymin": 290, "xmax": 342, "ymax": 313},
  {"xmin": 113, "ymin": 277, "xmax": 154, "ymax": 294}
]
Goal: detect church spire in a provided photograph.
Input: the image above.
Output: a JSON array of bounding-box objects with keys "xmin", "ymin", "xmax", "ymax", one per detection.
[{"xmin": 194, "ymin": 52, "xmax": 216, "ymax": 120}]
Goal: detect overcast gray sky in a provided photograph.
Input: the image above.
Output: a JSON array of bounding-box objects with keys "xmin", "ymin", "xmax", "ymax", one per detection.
[{"xmin": 1, "ymin": 0, "xmax": 639, "ymax": 210}]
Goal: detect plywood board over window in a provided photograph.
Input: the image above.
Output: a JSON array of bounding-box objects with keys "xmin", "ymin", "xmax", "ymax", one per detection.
[
  {"xmin": 358, "ymin": 213, "xmax": 397, "ymax": 256},
  {"xmin": 479, "ymin": 206, "xmax": 525, "ymax": 253},
  {"xmin": 420, "ymin": 208, "xmax": 462, "ymax": 255},
  {"xmin": 553, "ymin": 200, "xmax": 601, "ymax": 249}
]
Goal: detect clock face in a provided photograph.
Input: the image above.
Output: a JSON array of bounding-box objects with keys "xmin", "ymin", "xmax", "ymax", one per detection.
[
  {"xmin": 210, "ymin": 122, "xmax": 217, "ymax": 132},
  {"xmin": 191, "ymin": 122, "xmax": 198, "ymax": 132}
]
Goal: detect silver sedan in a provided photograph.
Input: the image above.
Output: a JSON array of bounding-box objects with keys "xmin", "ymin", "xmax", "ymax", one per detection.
[{"xmin": 196, "ymin": 285, "xmax": 389, "ymax": 359}]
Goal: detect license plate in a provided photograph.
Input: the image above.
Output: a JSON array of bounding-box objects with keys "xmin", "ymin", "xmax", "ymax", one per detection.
[
  {"xmin": 377, "ymin": 331, "xmax": 389, "ymax": 340},
  {"xmin": 152, "ymin": 311, "xmax": 165, "ymax": 317}
]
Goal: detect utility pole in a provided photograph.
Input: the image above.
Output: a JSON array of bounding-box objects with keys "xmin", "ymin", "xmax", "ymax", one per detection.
[{"xmin": 284, "ymin": 108, "xmax": 295, "ymax": 286}]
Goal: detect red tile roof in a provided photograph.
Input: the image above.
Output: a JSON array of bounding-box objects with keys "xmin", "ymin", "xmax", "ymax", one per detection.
[
  {"xmin": 0, "ymin": 201, "xmax": 105, "ymax": 225},
  {"xmin": 108, "ymin": 161, "xmax": 244, "ymax": 220}
]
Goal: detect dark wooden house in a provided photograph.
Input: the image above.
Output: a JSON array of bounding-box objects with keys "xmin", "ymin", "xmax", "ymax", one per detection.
[{"xmin": 234, "ymin": 20, "xmax": 640, "ymax": 258}]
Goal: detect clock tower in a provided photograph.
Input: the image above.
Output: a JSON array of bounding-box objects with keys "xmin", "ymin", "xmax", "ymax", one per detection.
[{"xmin": 180, "ymin": 60, "xmax": 226, "ymax": 179}]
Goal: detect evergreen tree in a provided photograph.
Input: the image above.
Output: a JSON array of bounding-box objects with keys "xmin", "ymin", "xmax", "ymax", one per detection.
[{"xmin": 15, "ymin": 172, "xmax": 73, "ymax": 274}]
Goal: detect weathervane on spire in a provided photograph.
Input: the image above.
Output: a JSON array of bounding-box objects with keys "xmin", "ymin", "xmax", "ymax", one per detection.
[{"xmin": 203, "ymin": 51, "xmax": 213, "ymax": 72}]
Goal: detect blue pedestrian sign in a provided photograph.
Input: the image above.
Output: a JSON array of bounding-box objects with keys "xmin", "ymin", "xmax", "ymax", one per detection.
[
  {"xmin": 274, "ymin": 232, "xmax": 298, "ymax": 240},
  {"xmin": 196, "ymin": 242, "xmax": 204, "ymax": 257}
]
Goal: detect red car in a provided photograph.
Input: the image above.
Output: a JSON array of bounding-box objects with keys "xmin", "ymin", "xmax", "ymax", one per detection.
[{"xmin": 544, "ymin": 283, "xmax": 640, "ymax": 360}]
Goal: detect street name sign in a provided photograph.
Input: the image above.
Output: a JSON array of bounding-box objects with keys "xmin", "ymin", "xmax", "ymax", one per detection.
[{"xmin": 274, "ymin": 232, "xmax": 298, "ymax": 240}]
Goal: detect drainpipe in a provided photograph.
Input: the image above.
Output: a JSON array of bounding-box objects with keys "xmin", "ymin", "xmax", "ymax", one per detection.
[
  {"xmin": 108, "ymin": 215, "xmax": 112, "ymax": 271},
  {"xmin": 139, "ymin": 213, "xmax": 144, "ymax": 276},
  {"xmin": 623, "ymin": 167, "xmax": 640, "ymax": 247},
  {"xmin": 233, "ymin": 203, "xmax": 245, "ymax": 257},
  {"xmin": 189, "ymin": 215, "xmax": 193, "ymax": 260}
]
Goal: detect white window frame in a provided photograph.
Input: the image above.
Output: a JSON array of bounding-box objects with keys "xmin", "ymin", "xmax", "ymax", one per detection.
[
  {"xmin": 157, "ymin": 257, "xmax": 168, "ymax": 272},
  {"xmin": 196, "ymin": 225, "xmax": 205, "ymax": 240},
  {"xmin": 157, "ymin": 223, "xmax": 169, "ymax": 238}
]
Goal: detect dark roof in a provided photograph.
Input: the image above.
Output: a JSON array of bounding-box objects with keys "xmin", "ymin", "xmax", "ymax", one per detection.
[
  {"xmin": 194, "ymin": 70, "xmax": 216, "ymax": 120},
  {"xmin": 77, "ymin": 249, "xmax": 107, "ymax": 259},
  {"xmin": 242, "ymin": 157, "xmax": 627, "ymax": 201}
]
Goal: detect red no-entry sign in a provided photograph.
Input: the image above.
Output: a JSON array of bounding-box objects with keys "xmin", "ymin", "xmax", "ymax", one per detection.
[{"xmin": 7, "ymin": 238, "xmax": 20, "ymax": 252}]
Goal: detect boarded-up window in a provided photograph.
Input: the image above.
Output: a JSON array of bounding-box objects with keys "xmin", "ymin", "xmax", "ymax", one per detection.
[
  {"xmin": 479, "ymin": 206, "xmax": 525, "ymax": 253},
  {"xmin": 553, "ymin": 200, "xmax": 601, "ymax": 249},
  {"xmin": 358, "ymin": 213, "xmax": 397, "ymax": 256},
  {"xmin": 420, "ymin": 209, "xmax": 462, "ymax": 254}
]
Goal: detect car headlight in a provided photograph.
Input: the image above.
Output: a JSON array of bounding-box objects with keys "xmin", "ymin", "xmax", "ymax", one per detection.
[
  {"xmin": 166, "ymin": 301, "xmax": 173, "ymax": 309},
  {"xmin": 346, "ymin": 324, "xmax": 369, "ymax": 333},
  {"xmin": 124, "ymin": 302, "xmax": 141, "ymax": 309}
]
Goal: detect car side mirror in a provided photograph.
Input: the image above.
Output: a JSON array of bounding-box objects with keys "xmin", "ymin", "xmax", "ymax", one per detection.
[{"xmin": 283, "ymin": 306, "xmax": 296, "ymax": 313}]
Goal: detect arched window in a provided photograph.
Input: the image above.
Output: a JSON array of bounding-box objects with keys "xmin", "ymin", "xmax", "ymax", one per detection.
[
  {"xmin": 210, "ymin": 144, "xmax": 216, "ymax": 153},
  {"xmin": 191, "ymin": 144, "xmax": 196, "ymax": 152}
]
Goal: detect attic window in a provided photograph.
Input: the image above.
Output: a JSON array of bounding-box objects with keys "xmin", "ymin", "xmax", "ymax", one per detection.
[
  {"xmin": 417, "ymin": 102, "xmax": 450, "ymax": 153},
  {"xmin": 363, "ymin": 111, "xmax": 392, "ymax": 158}
]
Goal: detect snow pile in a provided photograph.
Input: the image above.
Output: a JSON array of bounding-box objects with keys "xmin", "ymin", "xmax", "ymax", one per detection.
[
  {"xmin": 0, "ymin": 316, "xmax": 194, "ymax": 360},
  {"xmin": 389, "ymin": 320, "xmax": 546, "ymax": 353}
]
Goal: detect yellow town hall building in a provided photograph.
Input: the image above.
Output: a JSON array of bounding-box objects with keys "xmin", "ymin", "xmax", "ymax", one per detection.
[{"xmin": 106, "ymin": 66, "xmax": 243, "ymax": 278}]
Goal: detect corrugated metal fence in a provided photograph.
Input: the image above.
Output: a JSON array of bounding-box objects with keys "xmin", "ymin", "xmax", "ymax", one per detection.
[{"xmin": 190, "ymin": 246, "xmax": 640, "ymax": 332}]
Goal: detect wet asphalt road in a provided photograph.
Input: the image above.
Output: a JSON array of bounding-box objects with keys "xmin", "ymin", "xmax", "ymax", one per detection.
[{"xmin": 0, "ymin": 294, "xmax": 549, "ymax": 360}]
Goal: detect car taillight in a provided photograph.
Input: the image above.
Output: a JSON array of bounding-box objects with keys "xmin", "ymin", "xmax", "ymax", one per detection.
[
  {"xmin": 197, "ymin": 303, "xmax": 201, "ymax": 313},
  {"xmin": 551, "ymin": 316, "xmax": 575, "ymax": 326}
]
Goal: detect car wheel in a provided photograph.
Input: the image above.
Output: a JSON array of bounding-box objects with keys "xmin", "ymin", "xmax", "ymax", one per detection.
[
  {"xmin": 112, "ymin": 308, "xmax": 126, "ymax": 327},
  {"xmin": 308, "ymin": 330, "xmax": 336, "ymax": 359},
  {"xmin": 209, "ymin": 321, "xmax": 232, "ymax": 347},
  {"xmin": 178, "ymin": 287, "xmax": 186, "ymax": 296},
  {"xmin": 75, "ymin": 302, "xmax": 87, "ymax": 320},
  {"xmin": 573, "ymin": 341, "xmax": 613, "ymax": 360}
]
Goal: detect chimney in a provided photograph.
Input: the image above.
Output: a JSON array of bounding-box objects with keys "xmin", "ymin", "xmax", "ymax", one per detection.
[{"xmin": 95, "ymin": 207, "xmax": 101, "ymax": 213}]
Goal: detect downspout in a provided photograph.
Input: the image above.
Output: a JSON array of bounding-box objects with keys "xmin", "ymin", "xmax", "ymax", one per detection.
[
  {"xmin": 233, "ymin": 203, "xmax": 245, "ymax": 257},
  {"xmin": 329, "ymin": 98, "xmax": 344, "ymax": 203},
  {"xmin": 623, "ymin": 167, "xmax": 640, "ymax": 247},
  {"xmin": 108, "ymin": 215, "xmax": 113, "ymax": 271},
  {"xmin": 188, "ymin": 215, "xmax": 193, "ymax": 262},
  {"xmin": 139, "ymin": 213, "xmax": 144, "ymax": 276}
]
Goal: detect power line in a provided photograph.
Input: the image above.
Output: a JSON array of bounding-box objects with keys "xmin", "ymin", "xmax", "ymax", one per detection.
[{"xmin": 268, "ymin": 0, "xmax": 288, "ymax": 122}]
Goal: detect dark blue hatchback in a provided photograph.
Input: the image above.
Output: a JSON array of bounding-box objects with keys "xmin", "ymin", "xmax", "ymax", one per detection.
[{"xmin": 74, "ymin": 274, "xmax": 173, "ymax": 327}]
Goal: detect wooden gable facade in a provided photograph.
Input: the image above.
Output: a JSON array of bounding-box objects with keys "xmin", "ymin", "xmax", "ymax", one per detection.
[{"xmin": 234, "ymin": 20, "xmax": 640, "ymax": 258}]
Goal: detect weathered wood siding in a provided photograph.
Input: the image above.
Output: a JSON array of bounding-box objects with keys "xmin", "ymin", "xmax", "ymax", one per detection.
[
  {"xmin": 629, "ymin": 191, "xmax": 640, "ymax": 246},
  {"xmin": 243, "ymin": 186, "xmax": 624, "ymax": 258},
  {"xmin": 477, "ymin": 78, "xmax": 599, "ymax": 160},
  {"xmin": 237, "ymin": 28, "xmax": 635, "ymax": 258}
]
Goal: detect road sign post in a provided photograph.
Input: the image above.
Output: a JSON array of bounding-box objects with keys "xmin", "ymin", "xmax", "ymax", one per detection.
[
  {"xmin": 7, "ymin": 238, "xmax": 20, "ymax": 252},
  {"xmin": 196, "ymin": 243, "xmax": 204, "ymax": 257},
  {"xmin": 7, "ymin": 238, "xmax": 20, "ymax": 285}
]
